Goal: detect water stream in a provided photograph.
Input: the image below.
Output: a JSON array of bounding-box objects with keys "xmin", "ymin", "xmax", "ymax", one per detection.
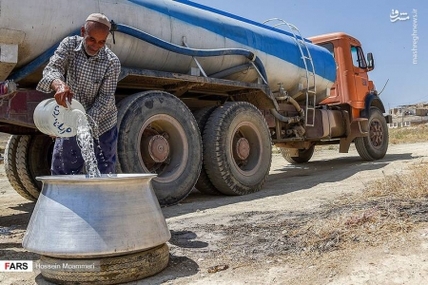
[{"xmin": 74, "ymin": 110, "xmax": 101, "ymax": 178}]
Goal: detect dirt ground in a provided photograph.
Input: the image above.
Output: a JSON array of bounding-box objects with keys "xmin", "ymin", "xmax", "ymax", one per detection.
[{"xmin": 1, "ymin": 132, "xmax": 428, "ymax": 285}]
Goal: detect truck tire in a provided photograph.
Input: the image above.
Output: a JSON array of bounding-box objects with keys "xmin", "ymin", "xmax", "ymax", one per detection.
[
  {"xmin": 115, "ymin": 92, "xmax": 154, "ymax": 173},
  {"xmin": 355, "ymin": 107, "xmax": 389, "ymax": 161},
  {"xmin": 16, "ymin": 135, "xmax": 41, "ymax": 198},
  {"xmin": 5, "ymin": 135, "xmax": 53, "ymax": 201},
  {"xmin": 193, "ymin": 106, "xmax": 222, "ymax": 195},
  {"xmin": 203, "ymin": 102, "xmax": 272, "ymax": 195},
  {"xmin": 4, "ymin": 135, "xmax": 36, "ymax": 201},
  {"xmin": 279, "ymin": 145, "xmax": 315, "ymax": 164},
  {"xmin": 27, "ymin": 134, "xmax": 54, "ymax": 186},
  {"xmin": 117, "ymin": 91, "xmax": 202, "ymax": 206},
  {"xmin": 39, "ymin": 243, "xmax": 169, "ymax": 285}
]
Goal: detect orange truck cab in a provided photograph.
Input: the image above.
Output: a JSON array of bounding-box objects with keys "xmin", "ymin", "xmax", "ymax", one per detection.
[{"xmin": 309, "ymin": 32, "xmax": 391, "ymax": 159}]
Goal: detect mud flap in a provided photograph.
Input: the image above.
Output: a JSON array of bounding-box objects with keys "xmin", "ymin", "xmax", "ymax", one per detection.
[{"xmin": 339, "ymin": 118, "xmax": 369, "ymax": 153}]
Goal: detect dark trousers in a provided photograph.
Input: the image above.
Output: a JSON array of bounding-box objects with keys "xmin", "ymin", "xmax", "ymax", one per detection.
[{"xmin": 51, "ymin": 126, "xmax": 118, "ymax": 175}]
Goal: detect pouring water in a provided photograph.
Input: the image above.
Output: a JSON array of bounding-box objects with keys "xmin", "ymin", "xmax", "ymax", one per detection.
[{"xmin": 33, "ymin": 98, "xmax": 102, "ymax": 177}]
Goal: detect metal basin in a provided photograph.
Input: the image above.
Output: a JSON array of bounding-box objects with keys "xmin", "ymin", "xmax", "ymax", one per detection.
[{"xmin": 22, "ymin": 174, "xmax": 171, "ymax": 258}]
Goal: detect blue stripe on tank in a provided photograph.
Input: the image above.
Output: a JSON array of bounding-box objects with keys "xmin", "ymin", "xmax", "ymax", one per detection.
[
  {"xmin": 173, "ymin": 0, "xmax": 307, "ymax": 41},
  {"xmin": 127, "ymin": 0, "xmax": 336, "ymax": 82}
]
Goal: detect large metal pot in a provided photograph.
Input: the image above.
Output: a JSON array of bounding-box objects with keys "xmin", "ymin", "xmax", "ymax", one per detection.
[{"xmin": 22, "ymin": 174, "xmax": 171, "ymax": 258}]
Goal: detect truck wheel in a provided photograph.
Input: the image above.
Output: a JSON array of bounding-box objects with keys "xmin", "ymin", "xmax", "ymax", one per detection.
[
  {"xmin": 16, "ymin": 136, "xmax": 41, "ymax": 198},
  {"xmin": 27, "ymin": 134, "xmax": 54, "ymax": 186},
  {"xmin": 115, "ymin": 92, "xmax": 154, "ymax": 173},
  {"xmin": 193, "ymin": 106, "xmax": 222, "ymax": 195},
  {"xmin": 279, "ymin": 145, "xmax": 315, "ymax": 164},
  {"xmin": 117, "ymin": 91, "xmax": 202, "ymax": 206},
  {"xmin": 203, "ymin": 102, "xmax": 272, "ymax": 195},
  {"xmin": 4, "ymin": 135, "xmax": 36, "ymax": 201},
  {"xmin": 39, "ymin": 243, "xmax": 169, "ymax": 285},
  {"xmin": 355, "ymin": 107, "xmax": 389, "ymax": 161}
]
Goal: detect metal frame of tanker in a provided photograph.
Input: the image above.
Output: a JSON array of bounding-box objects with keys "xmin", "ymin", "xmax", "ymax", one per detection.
[{"xmin": 0, "ymin": 69, "xmax": 275, "ymax": 131}]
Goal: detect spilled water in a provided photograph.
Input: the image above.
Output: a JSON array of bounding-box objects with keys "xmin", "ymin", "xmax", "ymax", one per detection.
[{"xmin": 73, "ymin": 110, "xmax": 101, "ymax": 178}]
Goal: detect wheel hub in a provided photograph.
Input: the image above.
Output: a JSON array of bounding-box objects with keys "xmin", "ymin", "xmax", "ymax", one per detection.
[
  {"xmin": 235, "ymin": 138, "xmax": 250, "ymax": 160},
  {"xmin": 370, "ymin": 121, "xmax": 383, "ymax": 147},
  {"xmin": 147, "ymin": 135, "xmax": 170, "ymax": 163}
]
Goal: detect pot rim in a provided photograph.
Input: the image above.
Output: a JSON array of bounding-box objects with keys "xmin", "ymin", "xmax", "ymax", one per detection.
[{"xmin": 36, "ymin": 173, "xmax": 158, "ymax": 182}]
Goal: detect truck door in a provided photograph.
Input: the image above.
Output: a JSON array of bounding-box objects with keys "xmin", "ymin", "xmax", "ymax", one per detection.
[{"xmin": 350, "ymin": 45, "xmax": 369, "ymax": 104}]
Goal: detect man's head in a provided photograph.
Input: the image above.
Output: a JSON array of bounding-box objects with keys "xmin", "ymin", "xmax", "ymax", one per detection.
[{"xmin": 81, "ymin": 13, "xmax": 111, "ymax": 56}]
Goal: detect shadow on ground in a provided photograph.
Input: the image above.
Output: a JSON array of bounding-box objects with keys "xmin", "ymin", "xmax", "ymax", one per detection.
[{"xmin": 162, "ymin": 152, "xmax": 416, "ymax": 219}]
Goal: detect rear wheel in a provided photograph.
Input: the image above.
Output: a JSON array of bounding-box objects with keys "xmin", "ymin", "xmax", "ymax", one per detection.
[
  {"xmin": 27, "ymin": 134, "xmax": 54, "ymax": 185},
  {"xmin": 16, "ymin": 135, "xmax": 41, "ymax": 198},
  {"xmin": 4, "ymin": 134, "xmax": 54, "ymax": 201},
  {"xmin": 203, "ymin": 102, "xmax": 272, "ymax": 195},
  {"xmin": 193, "ymin": 106, "xmax": 222, "ymax": 195},
  {"xmin": 4, "ymin": 135, "xmax": 35, "ymax": 201},
  {"xmin": 115, "ymin": 93, "xmax": 153, "ymax": 173},
  {"xmin": 355, "ymin": 107, "xmax": 388, "ymax": 161},
  {"xmin": 117, "ymin": 91, "xmax": 202, "ymax": 206}
]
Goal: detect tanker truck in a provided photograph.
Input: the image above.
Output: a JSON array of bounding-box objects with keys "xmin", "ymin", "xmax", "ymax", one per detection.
[{"xmin": 0, "ymin": 0, "xmax": 390, "ymax": 206}]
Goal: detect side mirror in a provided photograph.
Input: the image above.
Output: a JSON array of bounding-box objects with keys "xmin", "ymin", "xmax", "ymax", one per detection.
[{"xmin": 367, "ymin": 52, "xmax": 375, "ymax": 71}]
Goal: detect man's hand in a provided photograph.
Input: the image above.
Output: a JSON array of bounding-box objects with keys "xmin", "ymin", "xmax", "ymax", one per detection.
[{"xmin": 51, "ymin": 79, "xmax": 73, "ymax": 108}]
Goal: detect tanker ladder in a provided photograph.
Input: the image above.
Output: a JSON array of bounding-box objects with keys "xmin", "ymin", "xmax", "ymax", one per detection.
[{"xmin": 263, "ymin": 19, "xmax": 317, "ymax": 127}]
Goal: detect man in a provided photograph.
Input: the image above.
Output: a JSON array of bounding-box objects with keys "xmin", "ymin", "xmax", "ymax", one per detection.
[{"xmin": 37, "ymin": 13, "xmax": 121, "ymax": 175}]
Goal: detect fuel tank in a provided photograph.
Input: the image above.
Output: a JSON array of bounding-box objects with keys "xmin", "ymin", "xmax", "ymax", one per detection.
[{"xmin": 0, "ymin": 0, "xmax": 336, "ymax": 103}]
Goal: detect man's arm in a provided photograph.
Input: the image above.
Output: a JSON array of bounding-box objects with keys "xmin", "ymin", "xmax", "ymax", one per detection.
[
  {"xmin": 51, "ymin": 79, "xmax": 73, "ymax": 108},
  {"xmin": 37, "ymin": 37, "xmax": 74, "ymax": 107}
]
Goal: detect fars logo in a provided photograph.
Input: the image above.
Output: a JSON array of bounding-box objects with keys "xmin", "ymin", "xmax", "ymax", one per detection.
[{"xmin": 0, "ymin": 260, "xmax": 33, "ymax": 272}]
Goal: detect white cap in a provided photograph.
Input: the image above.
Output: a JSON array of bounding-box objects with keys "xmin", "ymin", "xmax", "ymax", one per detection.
[{"xmin": 86, "ymin": 13, "xmax": 111, "ymax": 30}]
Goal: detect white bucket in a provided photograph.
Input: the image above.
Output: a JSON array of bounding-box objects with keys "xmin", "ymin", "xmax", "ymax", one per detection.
[{"xmin": 33, "ymin": 98, "xmax": 86, "ymax": 137}]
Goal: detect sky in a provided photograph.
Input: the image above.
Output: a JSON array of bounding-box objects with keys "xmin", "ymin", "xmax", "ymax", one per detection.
[{"xmin": 192, "ymin": 0, "xmax": 427, "ymax": 110}]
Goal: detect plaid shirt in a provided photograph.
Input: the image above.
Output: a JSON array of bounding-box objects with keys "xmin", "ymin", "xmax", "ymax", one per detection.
[{"xmin": 37, "ymin": 35, "xmax": 121, "ymax": 136}]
